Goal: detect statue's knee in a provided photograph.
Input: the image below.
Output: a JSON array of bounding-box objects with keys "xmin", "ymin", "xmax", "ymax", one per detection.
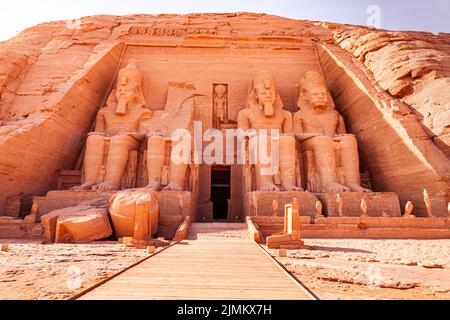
[
  {"xmin": 147, "ymin": 135, "xmax": 165, "ymax": 147},
  {"xmin": 279, "ymin": 136, "xmax": 296, "ymax": 160},
  {"xmin": 87, "ymin": 133, "xmax": 103, "ymax": 142},
  {"xmin": 339, "ymin": 135, "xmax": 358, "ymax": 147},
  {"xmin": 110, "ymin": 135, "xmax": 134, "ymax": 148},
  {"xmin": 280, "ymin": 135, "xmax": 295, "ymax": 145},
  {"xmin": 312, "ymin": 135, "xmax": 334, "ymax": 146},
  {"xmin": 86, "ymin": 134, "xmax": 104, "ymax": 147}
]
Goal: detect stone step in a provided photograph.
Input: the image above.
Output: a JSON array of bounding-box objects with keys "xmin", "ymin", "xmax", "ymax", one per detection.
[
  {"xmin": 189, "ymin": 223, "xmax": 246, "ymax": 230},
  {"xmin": 187, "ymin": 223, "xmax": 249, "ymax": 240}
]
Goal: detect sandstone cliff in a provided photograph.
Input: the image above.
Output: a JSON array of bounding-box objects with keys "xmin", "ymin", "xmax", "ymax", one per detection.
[
  {"xmin": 0, "ymin": 13, "xmax": 448, "ymax": 216},
  {"xmin": 324, "ymin": 23, "xmax": 450, "ymax": 156}
]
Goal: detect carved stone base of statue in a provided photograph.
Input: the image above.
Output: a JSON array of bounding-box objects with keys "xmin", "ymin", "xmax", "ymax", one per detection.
[
  {"xmin": 243, "ymin": 191, "xmax": 319, "ymax": 217},
  {"xmin": 315, "ymin": 192, "xmax": 401, "ymax": 217}
]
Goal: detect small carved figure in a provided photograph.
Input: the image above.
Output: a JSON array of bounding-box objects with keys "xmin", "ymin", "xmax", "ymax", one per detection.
[
  {"xmin": 360, "ymin": 198, "xmax": 368, "ymax": 217},
  {"xmin": 315, "ymin": 200, "xmax": 324, "ymax": 218},
  {"xmin": 404, "ymin": 201, "xmax": 414, "ymax": 218},
  {"xmin": 336, "ymin": 193, "xmax": 343, "ymax": 216},
  {"xmin": 178, "ymin": 194, "xmax": 184, "ymax": 216},
  {"xmin": 252, "ymin": 191, "xmax": 258, "ymax": 216},
  {"xmin": 214, "ymin": 84, "xmax": 228, "ymax": 126},
  {"xmin": 272, "ymin": 199, "xmax": 279, "ymax": 217},
  {"xmin": 424, "ymin": 189, "xmax": 432, "ymax": 217}
]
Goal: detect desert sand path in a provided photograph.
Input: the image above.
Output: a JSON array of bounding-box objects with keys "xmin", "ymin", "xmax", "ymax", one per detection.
[{"xmin": 77, "ymin": 223, "xmax": 315, "ymax": 300}]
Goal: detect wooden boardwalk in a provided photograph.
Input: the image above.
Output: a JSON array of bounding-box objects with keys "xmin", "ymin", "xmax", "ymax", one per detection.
[{"xmin": 78, "ymin": 223, "xmax": 313, "ymax": 300}]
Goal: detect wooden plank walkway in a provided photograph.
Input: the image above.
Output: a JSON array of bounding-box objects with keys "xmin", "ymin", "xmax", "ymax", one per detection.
[{"xmin": 78, "ymin": 224, "xmax": 313, "ymax": 300}]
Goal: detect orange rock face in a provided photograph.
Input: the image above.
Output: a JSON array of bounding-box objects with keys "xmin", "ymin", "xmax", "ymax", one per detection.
[
  {"xmin": 0, "ymin": 13, "xmax": 448, "ymax": 221},
  {"xmin": 327, "ymin": 24, "xmax": 450, "ymax": 155}
]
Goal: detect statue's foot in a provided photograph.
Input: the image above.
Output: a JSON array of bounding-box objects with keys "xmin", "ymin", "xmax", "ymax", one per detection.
[
  {"xmin": 323, "ymin": 182, "xmax": 350, "ymax": 193},
  {"xmin": 283, "ymin": 185, "xmax": 303, "ymax": 192},
  {"xmin": 163, "ymin": 183, "xmax": 183, "ymax": 191},
  {"xmin": 70, "ymin": 182, "xmax": 96, "ymax": 191},
  {"xmin": 347, "ymin": 184, "xmax": 372, "ymax": 193},
  {"xmin": 92, "ymin": 181, "xmax": 120, "ymax": 191},
  {"xmin": 259, "ymin": 183, "xmax": 281, "ymax": 192},
  {"xmin": 145, "ymin": 184, "xmax": 161, "ymax": 192}
]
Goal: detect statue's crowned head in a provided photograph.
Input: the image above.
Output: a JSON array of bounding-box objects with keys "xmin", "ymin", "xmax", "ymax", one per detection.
[
  {"xmin": 214, "ymin": 84, "xmax": 227, "ymax": 98},
  {"xmin": 115, "ymin": 58, "xmax": 145, "ymax": 115},
  {"xmin": 249, "ymin": 71, "xmax": 282, "ymax": 117},
  {"xmin": 298, "ymin": 71, "xmax": 330, "ymax": 113}
]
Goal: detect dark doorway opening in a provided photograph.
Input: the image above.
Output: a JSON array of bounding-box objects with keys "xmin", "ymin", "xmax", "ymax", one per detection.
[{"xmin": 211, "ymin": 166, "xmax": 231, "ymax": 220}]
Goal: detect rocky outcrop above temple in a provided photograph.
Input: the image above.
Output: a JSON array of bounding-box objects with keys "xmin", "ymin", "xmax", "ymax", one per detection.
[{"xmin": 322, "ymin": 23, "xmax": 450, "ymax": 156}]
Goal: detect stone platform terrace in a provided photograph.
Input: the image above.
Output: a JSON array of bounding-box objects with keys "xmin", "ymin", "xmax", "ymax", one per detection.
[
  {"xmin": 250, "ymin": 216, "xmax": 450, "ymax": 240},
  {"xmin": 244, "ymin": 191, "xmax": 402, "ymax": 218}
]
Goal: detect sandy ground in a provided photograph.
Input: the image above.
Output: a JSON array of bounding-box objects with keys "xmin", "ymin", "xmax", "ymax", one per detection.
[
  {"xmin": 2, "ymin": 236, "xmax": 450, "ymax": 300},
  {"xmin": 268, "ymin": 239, "xmax": 450, "ymax": 300},
  {"xmin": 0, "ymin": 239, "xmax": 158, "ymax": 300}
]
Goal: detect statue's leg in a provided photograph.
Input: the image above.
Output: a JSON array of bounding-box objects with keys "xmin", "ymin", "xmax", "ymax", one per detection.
[
  {"xmin": 279, "ymin": 135, "xmax": 302, "ymax": 191},
  {"xmin": 146, "ymin": 135, "xmax": 165, "ymax": 191},
  {"xmin": 164, "ymin": 162, "xmax": 188, "ymax": 191},
  {"xmin": 71, "ymin": 134, "xmax": 104, "ymax": 190},
  {"xmin": 255, "ymin": 134, "xmax": 280, "ymax": 192},
  {"xmin": 339, "ymin": 135, "xmax": 371, "ymax": 192},
  {"xmin": 164, "ymin": 136, "xmax": 189, "ymax": 191},
  {"xmin": 306, "ymin": 136, "xmax": 350, "ymax": 193},
  {"xmin": 255, "ymin": 165, "xmax": 279, "ymax": 191},
  {"xmin": 93, "ymin": 135, "xmax": 138, "ymax": 191}
]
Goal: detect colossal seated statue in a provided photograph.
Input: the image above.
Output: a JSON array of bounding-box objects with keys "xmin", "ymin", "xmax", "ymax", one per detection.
[
  {"xmin": 72, "ymin": 59, "xmax": 151, "ymax": 191},
  {"xmin": 294, "ymin": 71, "xmax": 370, "ymax": 193},
  {"xmin": 142, "ymin": 81, "xmax": 197, "ymax": 192},
  {"xmin": 237, "ymin": 71, "xmax": 301, "ymax": 192}
]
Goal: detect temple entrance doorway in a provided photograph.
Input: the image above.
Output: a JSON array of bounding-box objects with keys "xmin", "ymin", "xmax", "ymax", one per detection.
[{"xmin": 211, "ymin": 166, "xmax": 231, "ymax": 220}]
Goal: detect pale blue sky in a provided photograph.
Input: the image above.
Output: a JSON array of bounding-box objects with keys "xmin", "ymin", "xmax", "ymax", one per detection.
[{"xmin": 0, "ymin": 0, "xmax": 448, "ymax": 41}]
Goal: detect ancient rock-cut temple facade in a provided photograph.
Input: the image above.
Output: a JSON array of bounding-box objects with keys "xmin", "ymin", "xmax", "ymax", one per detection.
[{"xmin": 0, "ymin": 13, "xmax": 449, "ymax": 229}]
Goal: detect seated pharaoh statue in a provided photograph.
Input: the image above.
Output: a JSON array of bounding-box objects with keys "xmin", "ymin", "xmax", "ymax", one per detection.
[
  {"xmin": 72, "ymin": 59, "xmax": 152, "ymax": 191},
  {"xmin": 237, "ymin": 71, "xmax": 302, "ymax": 192},
  {"xmin": 294, "ymin": 71, "xmax": 371, "ymax": 193},
  {"xmin": 144, "ymin": 81, "xmax": 196, "ymax": 192}
]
